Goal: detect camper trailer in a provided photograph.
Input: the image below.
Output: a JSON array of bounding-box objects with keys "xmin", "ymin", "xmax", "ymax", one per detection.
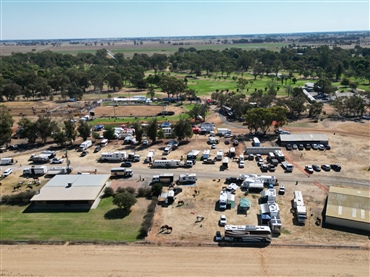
[
  {"xmin": 46, "ymin": 167, "xmax": 72, "ymax": 176},
  {"xmin": 252, "ymin": 137, "xmax": 260, "ymax": 147},
  {"xmin": 239, "ymin": 174, "xmax": 278, "ymax": 186},
  {"xmin": 32, "ymin": 154, "xmax": 50, "ymax": 163},
  {"xmin": 216, "ymin": 128, "xmax": 231, "ymax": 137},
  {"xmin": 293, "ymin": 191, "xmax": 307, "ymax": 225},
  {"xmin": 151, "ymin": 173, "xmax": 174, "ymax": 185},
  {"xmin": 187, "ymin": 150, "xmax": 200, "ymax": 160},
  {"xmin": 0, "ymin": 158, "xmax": 14, "ymax": 165},
  {"xmin": 23, "ymin": 166, "xmax": 48, "ymax": 176},
  {"xmin": 241, "ymin": 178, "xmax": 264, "ymax": 191},
  {"xmin": 100, "ymin": 152, "xmax": 127, "ymax": 162},
  {"xmin": 216, "ymin": 150, "xmax": 224, "ymax": 161},
  {"xmin": 111, "ymin": 168, "xmax": 133, "ymax": 178},
  {"xmin": 202, "ymin": 149, "xmax": 210, "ymax": 160},
  {"xmin": 219, "ymin": 191, "xmax": 228, "ymax": 210},
  {"xmin": 222, "ymin": 157, "xmax": 230, "ymax": 168},
  {"xmin": 151, "ymin": 159, "xmax": 181, "ymax": 168},
  {"xmin": 177, "ymin": 173, "xmax": 197, "ymax": 184}
]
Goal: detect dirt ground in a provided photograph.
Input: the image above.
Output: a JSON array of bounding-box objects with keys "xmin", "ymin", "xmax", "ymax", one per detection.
[{"xmin": 1, "ymin": 244, "xmax": 369, "ymax": 276}]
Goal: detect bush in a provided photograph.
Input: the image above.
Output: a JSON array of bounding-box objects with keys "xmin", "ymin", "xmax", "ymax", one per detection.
[
  {"xmin": 125, "ymin": 186, "xmax": 136, "ymax": 195},
  {"xmin": 137, "ymin": 197, "xmax": 158, "ymax": 239},
  {"xmin": 103, "ymin": 187, "xmax": 114, "ymax": 198},
  {"xmin": 1, "ymin": 191, "xmax": 36, "ymax": 206},
  {"xmin": 115, "ymin": 187, "xmax": 125, "ymax": 194},
  {"xmin": 137, "ymin": 186, "xmax": 152, "ymax": 198}
]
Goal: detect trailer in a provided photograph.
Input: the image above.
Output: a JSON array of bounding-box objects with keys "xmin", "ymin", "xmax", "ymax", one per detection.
[
  {"xmin": 145, "ymin": 150, "xmax": 155, "ymax": 163},
  {"xmin": 216, "ymin": 128, "xmax": 231, "ymax": 136},
  {"xmin": 100, "ymin": 152, "xmax": 127, "ymax": 162},
  {"xmin": 151, "ymin": 173, "xmax": 174, "ymax": 185},
  {"xmin": 0, "ymin": 158, "xmax": 14, "ymax": 165},
  {"xmin": 23, "ymin": 165, "xmax": 48, "ymax": 176},
  {"xmin": 244, "ymin": 147, "xmax": 281, "ymax": 155},
  {"xmin": 111, "ymin": 168, "xmax": 133, "ymax": 178},
  {"xmin": 252, "ymin": 137, "xmax": 260, "ymax": 147},
  {"xmin": 222, "ymin": 157, "xmax": 230, "ymax": 168},
  {"xmin": 274, "ymin": 150, "xmax": 285, "ymax": 161},
  {"xmin": 79, "ymin": 140, "xmax": 92, "ymax": 151},
  {"xmin": 40, "ymin": 150, "xmax": 56, "ymax": 158},
  {"xmin": 187, "ymin": 150, "xmax": 200, "ymax": 160},
  {"xmin": 46, "ymin": 166, "xmax": 72, "ymax": 176},
  {"xmin": 202, "ymin": 149, "xmax": 210, "ymax": 160},
  {"xmin": 293, "ymin": 191, "xmax": 307, "ymax": 224},
  {"xmin": 151, "ymin": 159, "xmax": 181, "ymax": 168},
  {"xmin": 241, "ymin": 178, "xmax": 264, "ymax": 191},
  {"xmin": 127, "ymin": 153, "xmax": 140, "ymax": 162},
  {"xmin": 228, "ymin": 147, "xmax": 235, "ymax": 158},
  {"xmin": 177, "ymin": 173, "xmax": 197, "ymax": 184},
  {"xmin": 239, "ymin": 174, "xmax": 279, "ymax": 186},
  {"xmin": 32, "ymin": 154, "xmax": 50, "ymax": 164},
  {"xmin": 216, "ymin": 150, "xmax": 224, "ymax": 161}
]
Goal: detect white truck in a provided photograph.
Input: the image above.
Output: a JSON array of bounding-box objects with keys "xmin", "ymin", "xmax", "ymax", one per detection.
[
  {"xmin": 216, "ymin": 150, "xmax": 224, "ymax": 161},
  {"xmin": 177, "ymin": 173, "xmax": 197, "ymax": 184},
  {"xmin": 79, "ymin": 140, "xmax": 92, "ymax": 151},
  {"xmin": 219, "ymin": 190, "xmax": 228, "ymax": 210},
  {"xmin": 293, "ymin": 191, "xmax": 307, "ymax": 225},
  {"xmin": 282, "ymin": 161, "xmax": 294, "ymax": 172},
  {"xmin": 241, "ymin": 178, "xmax": 264, "ymax": 191},
  {"xmin": 145, "ymin": 150, "xmax": 155, "ymax": 163},
  {"xmin": 0, "ymin": 157, "xmax": 14, "ymax": 165},
  {"xmin": 187, "ymin": 150, "xmax": 200, "ymax": 160},
  {"xmin": 23, "ymin": 166, "xmax": 48, "ymax": 176},
  {"xmin": 100, "ymin": 152, "xmax": 127, "ymax": 162}
]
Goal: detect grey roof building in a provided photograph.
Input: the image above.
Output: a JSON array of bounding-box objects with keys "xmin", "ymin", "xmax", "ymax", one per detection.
[
  {"xmin": 325, "ymin": 186, "xmax": 370, "ymax": 232},
  {"xmin": 31, "ymin": 174, "xmax": 110, "ymax": 211},
  {"xmin": 278, "ymin": 134, "xmax": 329, "ymax": 146}
]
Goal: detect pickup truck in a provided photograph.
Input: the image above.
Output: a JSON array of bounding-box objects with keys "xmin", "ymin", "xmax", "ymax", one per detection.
[{"xmin": 203, "ymin": 158, "xmax": 215, "ymax": 164}]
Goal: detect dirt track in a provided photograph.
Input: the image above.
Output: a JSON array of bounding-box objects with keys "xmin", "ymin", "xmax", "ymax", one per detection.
[{"xmin": 1, "ymin": 244, "xmax": 369, "ymax": 276}]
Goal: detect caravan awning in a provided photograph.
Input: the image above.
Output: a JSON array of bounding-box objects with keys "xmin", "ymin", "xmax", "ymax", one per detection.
[{"xmin": 260, "ymin": 203, "xmax": 270, "ymax": 214}]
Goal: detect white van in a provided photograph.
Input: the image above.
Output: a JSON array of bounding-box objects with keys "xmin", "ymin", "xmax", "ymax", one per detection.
[{"xmin": 100, "ymin": 139, "xmax": 108, "ymax": 147}]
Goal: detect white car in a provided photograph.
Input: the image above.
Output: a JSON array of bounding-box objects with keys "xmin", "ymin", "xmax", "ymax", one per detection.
[
  {"xmin": 50, "ymin": 158, "xmax": 64, "ymax": 164},
  {"xmin": 219, "ymin": 215, "xmax": 227, "ymax": 226},
  {"xmin": 211, "ymin": 144, "xmax": 216, "ymax": 149},
  {"xmin": 142, "ymin": 140, "xmax": 149, "ymax": 146},
  {"xmin": 305, "ymin": 165, "xmax": 314, "ymax": 174},
  {"xmin": 3, "ymin": 168, "xmax": 13, "ymax": 177},
  {"xmin": 239, "ymin": 160, "xmax": 245, "ymax": 168}
]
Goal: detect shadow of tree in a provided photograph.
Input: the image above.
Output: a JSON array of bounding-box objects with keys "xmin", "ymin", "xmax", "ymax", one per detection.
[{"xmin": 104, "ymin": 208, "xmax": 131, "ymax": 220}]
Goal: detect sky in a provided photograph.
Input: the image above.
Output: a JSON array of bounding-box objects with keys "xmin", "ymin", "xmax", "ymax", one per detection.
[{"xmin": 1, "ymin": 0, "xmax": 369, "ymax": 40}]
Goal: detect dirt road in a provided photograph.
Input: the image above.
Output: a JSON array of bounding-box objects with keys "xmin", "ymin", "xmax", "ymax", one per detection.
[{"xmin": 1, "ymin": 244, "xmax": 369, "ymax": 276}]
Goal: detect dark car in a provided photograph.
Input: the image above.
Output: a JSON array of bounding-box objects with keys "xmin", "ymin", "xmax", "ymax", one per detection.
[
  {"xmin": 233, "ymin": 140, "xmax": 239, "ymax": 146},
  {"xmin": 224, "ymin": 140, "xmax": 230, "ymax": 145},
  {"xmin": 120, "ymin": 161, "xmax": 132, "ymax": 167},
  {"xmin": 325, "ymin": 145, "xmax": 331, "ymax": 150},
  {"xmin": 260, "ymin": 164, "xmax": 269, "ymax": 172},
  {"xmin": 312, "ymin": 164, "xmax": 321, "ymax": 172},
  {"xmin": 321, "ymin": 164, "xmax": 331, "ymax": 171},
  {"xmin": 298, "ymin": 144, "xmax": 304, "ymax": 150},
  {"xmin": 305, "ymin": 144, "xmax": 311, "ymax": 150},
  {"xmin": 268, "ymin": 164, "xmax": 276, "ymax": 172},
  {"xmin": 330, "ymin": 164, "xmax": 342, "ymax": 172},
  {"xmin": 286, "ymin": 144, "xmax": 292, "ymax": 150},
  {"xmin": 214, "ymin": 231, "xmax": 222, "ymax": 242},
  {"xmin": 80, "ymin": 150, "xmax": 88, "ymax": 157},
  {"xmin": 94, "ymin": 146, "xmax": 102, "ymax": 153},
  {"xmin": 247, "ymin": 154, "xmax": 254, "ymax": 160}
]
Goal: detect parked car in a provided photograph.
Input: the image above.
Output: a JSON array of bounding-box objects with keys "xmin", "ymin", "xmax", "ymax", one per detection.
[
  {"xmin": 214, "ymin": 231, "xmax": 222, "ymax": 242},
  {"xmin": 312, "ymin": 164, "xmax": 321, "ymax": 172},
  {"xmin": 298, "ymin": 144, "xmax": 304, "ymax": 150},
  {"xmin": 278, "ymin": 185, "xmax": 285, "ymax": 195},
  {"xmin": 255, "ymin": 154, "xmax": 262, "ymax": 161},
  {"xmin": 286, "ymin": 144, "xmax": 292, "ymax": 150},
  {"xmin": 225, "ymin": 176, "xmax": 242, "ymax": 185},
  {"xmin": 142, "ymin": 140, "xmax": 149, "ymax": 146},
  {"xmin": 50, "ymin": 158, "xmax": 64, "ymax": 164},
  {"xmin": 223, "ymin": 133, "xmax": 232, "ymax": 138},
  {"xmin": 260, "ymin": 164, "xmax": 269, "ymax": 172},
  {"xmin": 325, "ymin": 145, "xmax": 331, "ymax": 150},
  {"xmin": 120, "ymin": 161, "xmax": 132, "ymax": 167},
  {"xmin": 318, "ymin": 144, "xmax": 325, "ymax": 151},
  {"xmin": 3, "ymin": 168, "xmax": 12, "ymax": 177},
  {"xmin": 239, "ymin": 160, "xmax": 245, "ymax": 168},
  {"xmin": 247, "ymin": 154, "xmax": 254, "ymax": 160},
  {"xmin": 233, "ymin": 140, "xmax": 239, "ymax": 146},
  {"xmin": 321, "ymin": 164, "xmax": 331, "ymax": 171},
  {"xmin": 292, "ymin": 144, "xmax": 298, "ymax": 150},
  {"xmin": 80, "ymin": 150, "xmax": 88, "ymax": 157},
  {"xmin": 330, "ymin": 164, "xmax": 342, "ymax": 172},
  {"xmin": 305, "ymin": 144, "xmax": 311, "ymax": 150},
  {"xmin": 305, "ymin": 165, "xmax": 314, "ymax": 174},
  {"xmin": 94, "ymin": 145, "xmax": 102, "ymax": 153},
  {"xmin": 211, "ymin": 144, "xmax": 216, "ymax": 149},
  {"xmin": 312, "ymin": 144, "xmax": 319, "ymax": 150},
  {"xmin": 224, "ymin": 140, "xmax": 230, "ymax": 145},
  {"xmin": 219, "ymin": 215, "xmax": 227, "ymax": 226},
  {"xmin": 268, "ymin": 164, "xmax": 276, "ymax": 172}
]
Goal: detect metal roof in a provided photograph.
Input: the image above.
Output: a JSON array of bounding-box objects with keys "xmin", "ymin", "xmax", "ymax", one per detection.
[
  {"xmin": 326, "ymin": 186, "xmax": 370, "ymax": 224},
  {"xmin": 279, "ymin": 134, "xmax": 328, "ymax": 142},
  {"xmin": 31, "ymin": 174, "xmax": 110, "ymax": 202}
]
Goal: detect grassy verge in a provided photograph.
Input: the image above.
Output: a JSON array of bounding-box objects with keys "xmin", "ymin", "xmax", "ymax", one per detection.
[{"xmin": 0, "ymin": 197, "xmax": 149, "ymax": 242}]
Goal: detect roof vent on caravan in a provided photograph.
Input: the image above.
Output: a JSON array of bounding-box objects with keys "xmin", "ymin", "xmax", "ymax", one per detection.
[{"xmin": 66, "ymin": 183, "xmax": 72, "ymax": 188}]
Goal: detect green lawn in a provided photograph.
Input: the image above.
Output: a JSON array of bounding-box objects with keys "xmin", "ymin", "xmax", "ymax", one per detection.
[{"xmin": 0, "ymin": 197, "xmax": 149, "ymax": 242}]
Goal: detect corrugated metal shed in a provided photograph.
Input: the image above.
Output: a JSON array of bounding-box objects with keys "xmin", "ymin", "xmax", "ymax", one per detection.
[
  {"xmin": 31, "ymin": 174, "xmax": 110, "ymax": 202},
  {"xmin": 325, "ymin": 186, "xmax": 370, "ymax": 231}
]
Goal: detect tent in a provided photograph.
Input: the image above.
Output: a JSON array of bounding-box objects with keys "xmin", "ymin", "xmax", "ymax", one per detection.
[{"xmin": 238, "ymin": 198, "xmax": 251, "ymax": 213}]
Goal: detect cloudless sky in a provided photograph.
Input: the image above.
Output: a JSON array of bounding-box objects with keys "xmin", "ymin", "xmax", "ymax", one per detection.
[{"xmin": 1, "ymin": 0, "xmax": 369, "ymax": 40}]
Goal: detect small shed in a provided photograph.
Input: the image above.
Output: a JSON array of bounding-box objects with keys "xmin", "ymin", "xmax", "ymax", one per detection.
[{"xmin": 238, "ymin": 198, "xmax": 251, "ymax": 214}]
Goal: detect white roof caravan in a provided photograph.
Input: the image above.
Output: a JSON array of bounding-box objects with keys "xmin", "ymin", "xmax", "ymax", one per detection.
[
  {"xmin": 100, "ymin": 152, "xmax": 127, "ymax": 162},
  {"xmin": 151, "ymin": 159, "xmax": 181, "ymax": 168}
]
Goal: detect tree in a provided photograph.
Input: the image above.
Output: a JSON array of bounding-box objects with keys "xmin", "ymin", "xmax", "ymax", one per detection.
[
  {"xmin": 77, "ymin": 121, "xmax": 91, "ymax": 141},
  {"xmin": 113, "ymin": 192, "xmax": 137, "ymax": 211},
  {"xmin": 158, "ymin": 76, "xmax": 186, "ymax": 98},
  {"xmin": 103, "ymin": 125, "xmax": 116, "ymax": 141},
  {"xmin": 173, "ymin": 119, "xmax": 193, "ymax": 141},
  {"xmin": 146, "ymin": 118, "xmax": 158, "ymax": 143},
  {"xmin": 17, "ymin": 118, "xmax": 38, "ymax": 143},
  {"xmin": 132, "ymin": 121, "xmax": 144, "ymax": 144},
  {"xmin": 106, "ymin": 72, "xmax": 123, "ymax": 91},
  {"xmin": 35, "ymin": 115, "xmax": 58, "ymax": 144},
  {"xmin": 0, "ymin": 105, "xmax": 14, "ymax": 145},
  {"xmin": 308, "ymin": 102, "xmax": 324, "ymax": 118},
  {"xmin": 151, "ymin": 183, "xmax": 163, "ymax": 197},
  {"xmin": 52, "ymin": 127, "xmax": 67, "ymax": 146},
  {"xmin": 64, "ymin": 119, "xmax": 77, "ymax": 144}
]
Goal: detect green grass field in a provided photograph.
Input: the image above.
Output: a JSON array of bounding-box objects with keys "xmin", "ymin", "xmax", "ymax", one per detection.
[{"xmin": 0, "ymin": 197, "xmax": 149, "ymax": 242}]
